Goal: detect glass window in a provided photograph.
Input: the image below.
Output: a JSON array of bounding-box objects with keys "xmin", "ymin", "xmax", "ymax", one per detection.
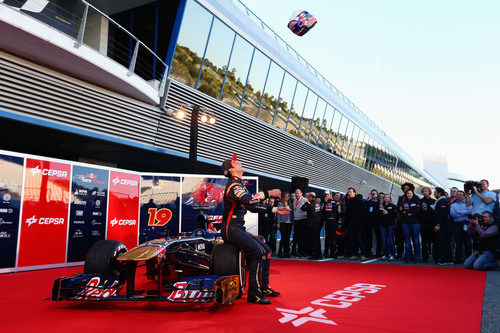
[
  {"xmin": 258, "ymin": 62, "xmax": 284, "ymax": 124},
  {"xmin": 334, "ymin": 115, "xmax": 348, "ymax": 156},
  {"xmin": 273, "ymin": 72, "xmax": 297, "ymax": 131},
  {"xmin": 356, "ymin": 131, "xmax": 367, "ymax": 166},
  {"xmin": 341, "ymin": 121, "xmax": 354, "ymax": 159},
  {"xmin": 241, "ymin": 50, "xmax": 270, "ymax": 117},
  {"xmin": 328, "ymin": 110, "xmax": 342, "ymax": 155},
  {"xmin": 297, "ymin": 90, "xmax": 317, "ymax": 140},
  {"xmin": 310, "ymin": 98, "xmax": 327, "ymax": 145},
  {"xmin": 366, "ymin": 137, "xmax": 375, "ymax": 170},
  {"xmin": 221, "ymin": 36, "xmax": 253, "ymax": 109},
  {"xmin": 197, "ymin": 18, "xmax": 235, "ymax": 98},
  {"xmin": 170, "ymin": 0, "xmax": 213, "ymax": 87},
  {"xmin": 286, "ymin": 82, "xmax": 307, "ymax": 136},
  {"xmin": 319, "ymin": 104, "xmax": 333, "ymax": 148},
  {"xmin": 348, "ymin": 125, "xmax": 360, "ymax": 163}
]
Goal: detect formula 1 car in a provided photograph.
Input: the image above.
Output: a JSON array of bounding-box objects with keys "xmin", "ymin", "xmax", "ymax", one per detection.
[{"xmin": 50, "ymin": 229, "xmax": 245, "ymax": 305}]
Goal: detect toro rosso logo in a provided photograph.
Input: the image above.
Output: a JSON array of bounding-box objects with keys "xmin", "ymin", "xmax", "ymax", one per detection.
[
  {"xmin": 110, "ymin": 218, "xmax": 136, "ymax": 227},
  {"xmin": 25, "ymin": 215, "xmax": 64, "ymax": 226},
  {"xmin": 112, "ymin": 177, "xmax": 138, "ymax": 186},
  {"xmin": 30, "ymin": 165, "xmax": 68, "ymax": 178}
]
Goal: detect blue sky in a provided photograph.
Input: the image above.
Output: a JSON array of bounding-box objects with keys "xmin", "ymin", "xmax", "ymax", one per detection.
[{"xmin": 245, "ymin": 0, "xmax": 500, "ymax": 189}]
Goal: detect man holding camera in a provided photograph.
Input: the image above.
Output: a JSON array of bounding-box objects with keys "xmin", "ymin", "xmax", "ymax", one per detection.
[
  {"xmin": 464, "ymin": 211, "xmax": 498, "ymax": 270},
  {"xmin": 465, "ymin": 179, "xmax": 497, "ymax": 216}
]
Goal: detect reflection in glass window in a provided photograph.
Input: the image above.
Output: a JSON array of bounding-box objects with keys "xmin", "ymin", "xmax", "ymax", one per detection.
[
  {"xmin": 329, "ymin": 110, "xmax": 342, "ymax": 155},
  {"xmin": 170, "ymin": 0, "xmax": 213, "ymax": 87},
  {"xmin": 298, "ymin": 91, "xmax": 318, "ymax": 140},
  {"xmin": 365, "ymin": 137, "xmax": 375, "ymax": 170},
  {"xmin": 221, "ymin": 35, "xmax": 253, "ymax": 109},
  {"xmin": 286, "ymin": 82, "xmax": 307, "ymax": 136},
  {"xmin": 318, "ymin": 105, "xmax": 333, "ymax": 149},
  {"xmin": 241, "ymin": 50, "xmax": 270, "ymax": 117},
  {"xmin": 348, "ymin": 125, "xmax": 360, "ymax": 163},
  {"xmin": 258, "ymin": 62, "xmax": 284, "ymax": 124},
  {"xmin": 197, "ymin": 18, "xmax": 235, "ymax": 98},
  {"xmin": 310, "ymin": 98, "xmax": 327, "ymax": 144},
  {"xmin": 334, "ymin": 114, "xmax": 347, "ymax": 156},
  {"xmin": 273, "ymin": 73, "xmax": 297, "ymax": 131},
  {"xmin": 355, "ymin": 131, "xmax": 366, "ymax": 166},
  {"xmin": 341, "ymin": 121, "xmax": 354, "ymax": 159}
]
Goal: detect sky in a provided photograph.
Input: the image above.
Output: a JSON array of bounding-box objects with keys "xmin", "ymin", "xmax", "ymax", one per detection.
[{"xmin": 244, "ymin": 0, "xmax": 500, "ymax": 189}]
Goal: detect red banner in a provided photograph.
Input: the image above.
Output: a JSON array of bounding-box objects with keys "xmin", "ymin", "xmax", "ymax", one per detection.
[
  {"xmin": 107, "ymin": 171, "xmax": 140, "ymax": 249},
  {"xmin": 18, "ymin": 158, "xmax": 71, "ymax": 267}
]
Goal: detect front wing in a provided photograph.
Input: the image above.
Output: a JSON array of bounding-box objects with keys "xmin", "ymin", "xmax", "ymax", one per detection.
[{"xmin": 50, "ymin": 274, "xmax": 240, "ymax": 305}]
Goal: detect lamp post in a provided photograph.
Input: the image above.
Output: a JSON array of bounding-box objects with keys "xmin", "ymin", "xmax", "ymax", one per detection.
[
  {"xmin": 165, "ymin": 105, "xmax": 216, "ymax": 173},
  {"xmin": 189, "ymin": 105, "xmax": 200, "ymax": 173}
]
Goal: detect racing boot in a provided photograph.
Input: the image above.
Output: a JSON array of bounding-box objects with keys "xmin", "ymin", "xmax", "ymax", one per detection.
[
  {"xmin": 247, "ymin": 293, "xmax": 271, "ymax": 304},
  {"xmin": 262, "ymin": 287, "xmax": 280, "ymax": 297}
]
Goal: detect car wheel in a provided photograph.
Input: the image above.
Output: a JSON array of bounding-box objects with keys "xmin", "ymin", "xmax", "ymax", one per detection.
[
  {"xmin": 84, "ymin": 240, "xmax": 128, "ymax": 279},
  {"xmin": 211, "ymin": 243, "xmax": 244, "ymax": 296}
]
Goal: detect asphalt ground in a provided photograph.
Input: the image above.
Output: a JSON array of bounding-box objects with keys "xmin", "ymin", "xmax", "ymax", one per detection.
[{"xmin": 271, "ymin": 241, "xmax": 499, "ymax": 332}]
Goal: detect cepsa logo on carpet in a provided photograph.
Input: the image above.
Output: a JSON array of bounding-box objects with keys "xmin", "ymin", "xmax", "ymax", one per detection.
[{"xmin": 276, "ymin": 283, "xmax": 386, "ymax": 327}]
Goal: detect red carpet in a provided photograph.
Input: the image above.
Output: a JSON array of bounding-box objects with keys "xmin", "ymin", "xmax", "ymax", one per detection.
[{"xmin": 0, "ymin": 260, "xmax": 485, "ymax": 332}]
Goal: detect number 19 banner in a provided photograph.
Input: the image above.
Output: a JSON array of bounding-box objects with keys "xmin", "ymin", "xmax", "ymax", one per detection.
[{"xmin": 139, "ymin": 176, "xmax": 180, "ymax": 243}]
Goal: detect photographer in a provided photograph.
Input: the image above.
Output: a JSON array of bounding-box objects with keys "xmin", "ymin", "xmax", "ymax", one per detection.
[
  {"xmin": 464, "ymin": 211, "xmax": 498, "ymax": 270},
  {"xmin": 465, "ymin": 179, "xmax": 497, "ymax": 216}
]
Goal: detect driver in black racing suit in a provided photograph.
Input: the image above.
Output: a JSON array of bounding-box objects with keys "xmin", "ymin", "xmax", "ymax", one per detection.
[{"xmin": 221, "ymin": 155, "xmax": 289, "ymax": 304}]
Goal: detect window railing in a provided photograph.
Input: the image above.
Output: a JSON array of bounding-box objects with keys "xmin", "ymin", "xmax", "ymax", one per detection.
[{"xmin": 230, "ymin": 0, "xmax": 397, "ymax": 147}]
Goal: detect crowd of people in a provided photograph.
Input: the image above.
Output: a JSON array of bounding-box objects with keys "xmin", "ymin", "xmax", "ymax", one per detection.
[{"xmin": 258, "ymin": 180, "xmax": 499, "ymax": 270}]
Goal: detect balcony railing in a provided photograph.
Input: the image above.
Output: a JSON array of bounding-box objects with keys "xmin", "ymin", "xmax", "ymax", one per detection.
[{"xmin": 2, "ymin": 0, "xmax": 169, "ymax": 98}]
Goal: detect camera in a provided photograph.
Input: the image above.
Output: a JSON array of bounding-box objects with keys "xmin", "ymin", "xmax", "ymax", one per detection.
[
  {"xmin": 467, "ymin": 213, "xmax": 483, "ymax": 223},
  {"xmin": 464, "ymin": 181, "xmax": 481, "ymax": 194}
]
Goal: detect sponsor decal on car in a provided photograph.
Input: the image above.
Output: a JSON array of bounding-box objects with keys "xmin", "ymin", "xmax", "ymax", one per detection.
[
  {"xmin": 72, "ymin": 277, "xmax": 119, "ymax": 300},
  {"xmin": 167, "ymin": 281, "xmax": 214, "ymax": 302}
]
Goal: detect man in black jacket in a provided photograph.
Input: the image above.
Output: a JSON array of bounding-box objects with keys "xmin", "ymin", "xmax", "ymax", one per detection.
[
  {"xmin": 302, "ymin": 192, "xmax": 323, "ymax": 260},
  {"xmin": 365, "ymin": 189, "xmax": 382, "ymax": 257},
  {"xmin": 419, "ymin": 187, "xmax": 436, "ymax": 263},
  {"xmin": 433, "ymin": 187, "xmax": 452, "ymax": 265},
  {"xmin": 221, "ymin": 155, "xmax": 289, "ymax": 304},
  {"xmin": 345, "ymin": 188, "xmax": 367, "ymax": 260},
  {"xmin": 396, "ymin": 183, "xmax": 414, "ymax": 258}
]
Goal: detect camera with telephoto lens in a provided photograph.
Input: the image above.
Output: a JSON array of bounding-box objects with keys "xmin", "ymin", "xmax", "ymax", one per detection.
[
  {"xmin": 467, "ymin": 213, "xmax": 483, "ymax": 223},
  {"xmin": 464, "ymin": 180, "xmax": 482, "ymax": 194}
]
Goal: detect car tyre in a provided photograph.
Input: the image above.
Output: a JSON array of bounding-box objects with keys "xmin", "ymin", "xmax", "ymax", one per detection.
[
  {"xmin": 211, "ymin": 243, "xmax": 245, "ymax": 297},
  {"xmin": 84, "ymin": 240, "xmax": 128, "ymax": 279}
]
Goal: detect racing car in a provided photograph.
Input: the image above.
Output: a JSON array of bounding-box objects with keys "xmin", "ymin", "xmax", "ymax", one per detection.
[{"xmin": 50, "ymin": 229, "xmax": 246, "ymax": 305}]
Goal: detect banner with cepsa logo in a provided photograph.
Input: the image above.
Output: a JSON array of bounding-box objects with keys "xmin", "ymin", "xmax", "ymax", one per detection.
[
  {"xmin": 107, "ymin": 171, "xmax": 140, "ymax": 249},
  {"xmin": 181, "ymin": 177, "xmax": 258, "ymax": 233},
  {"xmin": 139, "ymin": 176, "xmax": 180, "ymax": 243},
  {"xmin": 67, "ymin": 166, "xmax": 109, "ymax": 262},
  {"xmin": 0, "ymin": 154, "xmax": 24, "ymax": 269},
  {"xmin": 18, "ymin": 158, "xmax": 71, "ymax": 267}
]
